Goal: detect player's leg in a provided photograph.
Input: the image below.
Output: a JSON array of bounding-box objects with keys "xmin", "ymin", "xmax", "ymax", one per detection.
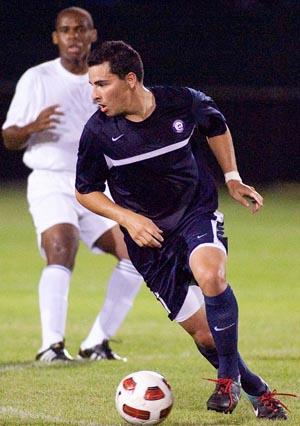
[
  {"xmin": 189, "ymin": 245, "xmax": 241, "ymax": 412},
  {"xmin": 36, "ymin": 223, "xmax": 79, "ymax": 361},
  {"xmin": 177, "ymin": 299, "xmax": 291, "ymax": 420},
  {"xmin": 78, "ymin": 210, "xmax": 142, "ymax": 360},
  {"xmin": 27, "ymin": 170, "xmax": 80, "ymax": 362},
  {"xmin": 190, "ymin": 246, "xmax": 239, "ymax": 375},
  {"xmin": 174, "ymin": 285, "xmax": 266, "ymax": 394}
]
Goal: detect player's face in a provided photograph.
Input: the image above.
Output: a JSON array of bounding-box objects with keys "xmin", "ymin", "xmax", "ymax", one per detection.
[
  {"xmin": 52, "ymin": 12, "xmax": 97, "ymax": 64},
  {"xmin": 89, "ymin": 62, "xmax": 133, "ymax": 116}
]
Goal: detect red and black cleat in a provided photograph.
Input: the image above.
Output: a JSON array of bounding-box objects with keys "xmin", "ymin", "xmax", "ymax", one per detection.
[
  {"xmin": 205, "ymin": 377, "xmax": 241, "ymax": 414},
  {"xmin": 247, "ymin": 389, "xmax": 298, "ymax": 420}
]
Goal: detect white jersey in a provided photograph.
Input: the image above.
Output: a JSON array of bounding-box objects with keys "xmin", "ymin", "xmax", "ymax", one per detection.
[{"xmin": 2, "ymin": 58, "xmax": 97, "ymax": 172}]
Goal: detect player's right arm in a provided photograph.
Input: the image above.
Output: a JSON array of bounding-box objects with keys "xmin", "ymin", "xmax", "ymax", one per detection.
[
  {"xmin": 2, "ymin": 105, "xmax": 64, "ymax": 150},
  {"xmin": 2, "ymin": 67, "xmax": 64, "ymax": 151},
  {"xmin": 76, "ymin": 190, "xmax": 164, "ymax": 248},
  {"xmin": 75, "ymin": 125, "xmax": 163, "ymax": 248}
]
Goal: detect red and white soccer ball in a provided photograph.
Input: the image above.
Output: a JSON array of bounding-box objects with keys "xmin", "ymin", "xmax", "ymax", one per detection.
[{"xmin": 115, "ymin": 371, "xmax": 174, "ymax": 425}]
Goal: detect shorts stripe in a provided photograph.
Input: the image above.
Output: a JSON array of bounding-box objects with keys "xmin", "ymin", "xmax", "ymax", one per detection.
[
  {"xmin": 154, "ymin": 292, "xmax": 171, "ymax": 314},
  {"xmin": 189, "ymin": 242, "xmax": 227, "ymax": 261},
  {"xmin": 189, "ymin": 211, "xmax": 227, "ymax": 263}
]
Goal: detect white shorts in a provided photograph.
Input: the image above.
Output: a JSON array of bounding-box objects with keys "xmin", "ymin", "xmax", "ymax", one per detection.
[
  {"xmin": 27, "ymin": 169, "xmax": 116, "ymax": 256},
  {"xmin": 174, "ymin": 285, "xmax": 204, "ymax": 323}
]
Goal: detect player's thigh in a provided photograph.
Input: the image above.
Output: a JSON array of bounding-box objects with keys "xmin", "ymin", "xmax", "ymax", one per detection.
[
  {"xmin": 27, "ymin": 174, "xmax": 80, "ymax": 258},
  {"xmin": 174, "ymin": 284, "xmax": 204, "ymax": 323},
  {"xmin": 77, "ymin": 204, "xmax": 117, "ymax": 254},
  {"xmin": 94, "ymin": 225, "xmax": 129, "ymax": 259},
  {"xmin": 77, "ymin": 185, "xmax": 127, "ymax": 257},
  {"xmin": 189, "ymin": 246, "xmax": 227, "ymax": 282},
  {"xmin": 184, "ymin": 211, "xmax": 228, "ymax": 292}
]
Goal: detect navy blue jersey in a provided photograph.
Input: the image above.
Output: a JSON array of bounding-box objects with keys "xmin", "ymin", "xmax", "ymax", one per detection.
[{"xmin": 76, "ymin": 86, "xmax": 226, "ymax": 233}]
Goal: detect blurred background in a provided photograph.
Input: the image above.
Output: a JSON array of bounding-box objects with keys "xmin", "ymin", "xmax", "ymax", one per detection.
[
  {"xmin": 0, "ymin": 0, "xmax": 299, "ymax": 184},
  {"xmin": 1, "ymin": 4, "xmax": 299, "ymax": 423}
]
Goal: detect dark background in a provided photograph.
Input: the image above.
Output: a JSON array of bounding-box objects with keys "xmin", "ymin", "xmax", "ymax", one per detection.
[{"xmin": 1, "ymin": 0, "xmax": 299, "ymax": 184}]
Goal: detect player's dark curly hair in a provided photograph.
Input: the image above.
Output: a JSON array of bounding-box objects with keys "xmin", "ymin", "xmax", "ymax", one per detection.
[{"xmin": 88, "ymin": 40, "xmax": 144, "ymax": 82}]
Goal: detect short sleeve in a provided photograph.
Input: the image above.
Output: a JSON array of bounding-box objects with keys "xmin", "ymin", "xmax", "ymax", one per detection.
[
  {"xmin": 188, "ymin": 88, "xmax": 227, "ymax": 137},
  {"xmin": 2, "ymin": 69, "xmax": 40, "ymax": 129},
  {"xmin": 75, "ymin": 125, "xmax": 109, "ymax": 194}
]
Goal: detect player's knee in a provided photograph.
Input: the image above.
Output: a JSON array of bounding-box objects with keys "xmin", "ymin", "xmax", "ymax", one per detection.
[
  {"xmin": 42, "ymin": 224, "xmax": 79, "ymax": 269},
  {"xmin": 44, "ymin": 237, "xmax": 77, "ymax": 269},
  {"xmin": 193, "ymin": 266, "xmax": 225, "ymax": 293}
]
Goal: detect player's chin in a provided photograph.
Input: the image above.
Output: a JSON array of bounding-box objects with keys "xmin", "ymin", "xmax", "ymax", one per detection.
[
  {"xmin": 65, "ymin": 51, "xmax": 85, "ymax": 61},
  {"xmin": 104, "ymin": 108, "xmax": 117, "ymax": 117}
]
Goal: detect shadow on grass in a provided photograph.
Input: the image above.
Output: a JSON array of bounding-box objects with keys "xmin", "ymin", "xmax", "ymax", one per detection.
[{"xmin": 0, "ymin": 359, "xmax": 96, "ymax": 373}]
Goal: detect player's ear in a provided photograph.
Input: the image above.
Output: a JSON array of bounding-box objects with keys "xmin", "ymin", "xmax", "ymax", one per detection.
[
  {"xmin": 126, "ymin": 72, "xmax": 137, "ymax": 88},
  {"xmin": 52, "ymin": 31, "xmax": 58, "ymax": 45},
  {"xmin": 91, "ymin": 28, "xmax": 97, "ymax": 43}
]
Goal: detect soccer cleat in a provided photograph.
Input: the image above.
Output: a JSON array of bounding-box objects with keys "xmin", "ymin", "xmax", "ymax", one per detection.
[
  {"xmin": 36, "ymin": 341, "xmax": 73, "ymax": 362},
  {"xmin": 205, "ymin": 377, "xmax": 241, "ymax": 414},
  {"xmin": 247, "ymin": 389, "xmax": 298, "ymax": 420},
  {"xmin": 78, "ymin": 339, "xmax": 127, "ymax": 362}
]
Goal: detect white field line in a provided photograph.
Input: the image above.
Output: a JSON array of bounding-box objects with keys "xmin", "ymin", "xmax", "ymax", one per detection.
[
  {"xmin": 0, "ymin": 363, "xmax": 36, "ymax": 373},
  {"xmin": 0, "ymin": 406, "xmax": 103, "ymax": 426},
  {"xmin": 0, "ymin": 361, "xmax": 77, "ymax": 373},
  {"xmin": 0, "ymin": 351, "xmax": 193, "ymax": 373}
]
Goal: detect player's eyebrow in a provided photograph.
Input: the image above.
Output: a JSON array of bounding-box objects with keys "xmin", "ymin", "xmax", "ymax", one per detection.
[
  {"xmin": 57, "ymin": 25, "xmax": 88, "ymax": 31},
  {"xmin": 89, "ymin": 79, "xmax": 109, "ymax": 86}
]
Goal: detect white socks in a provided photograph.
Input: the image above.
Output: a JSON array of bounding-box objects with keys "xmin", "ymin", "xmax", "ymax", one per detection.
[
  {"xmin": 38, "ymin": 265, "xmax": 70, "ymax": 352},
  {"xmin": 80, "ymin": 259, "xmax": 142, "ymax": 350},
  {"xmin": 38, "ymin": 260, "xmax": 142, "ymax": 352}
]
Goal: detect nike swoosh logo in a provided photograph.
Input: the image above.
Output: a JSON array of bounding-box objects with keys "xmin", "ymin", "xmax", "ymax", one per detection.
[
  {"xmin": 197, "ymin": 233, "xmax": 207, "ymax": 239},
  {"xmin": 112, "ymin": 134, "xmax": 124, "ymax": 141},
  {"xmin": 214, "ymin": 322, "xmax": 236, "ymax": 332}
]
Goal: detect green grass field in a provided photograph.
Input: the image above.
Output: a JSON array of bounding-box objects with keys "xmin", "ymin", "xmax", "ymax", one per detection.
[{"xmin": 0, "ymin": 183, "xmax": 299, "ymax": 425}]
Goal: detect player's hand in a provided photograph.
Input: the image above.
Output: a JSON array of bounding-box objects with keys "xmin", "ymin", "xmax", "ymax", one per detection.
[
  {"xmin": 29, "ymin": 105, "xmax": 64, "ymax": 134},
  {"xmin": 226, "ymin": 180, "xmax": 263, "ymax": 213},
  {"xmin": 123, "ymin": 211, "xmax": 164, "ymax": 248}
]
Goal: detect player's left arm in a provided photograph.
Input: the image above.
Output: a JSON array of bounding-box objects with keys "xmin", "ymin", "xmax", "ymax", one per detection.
[
  {"xmin": 207, "ymin": 127, "xmax": 263, "ymax": 213},
  {"xmin": 189, "ymin": 88, "xmax": 263, "ymax": 214}
]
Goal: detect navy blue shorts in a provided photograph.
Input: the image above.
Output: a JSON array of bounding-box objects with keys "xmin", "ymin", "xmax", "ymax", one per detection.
[{"xmin": 124, "ymin": 210, "xmax": 228, "ymax": 320}]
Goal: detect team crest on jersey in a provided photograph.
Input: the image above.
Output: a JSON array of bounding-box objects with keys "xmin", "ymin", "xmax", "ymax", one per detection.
[{"xmin": 172, "ymin": 119, "xmax": 184, "ymax": 133}]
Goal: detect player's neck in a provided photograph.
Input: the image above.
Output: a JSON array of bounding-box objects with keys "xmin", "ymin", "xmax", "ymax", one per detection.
[
  {"xmin": 60, "ymin": 57, "xmax": 88, "ymax": 75},
  {"xmin": 125, "ymin": 87, "xmax": 155, "ymax": 122}
]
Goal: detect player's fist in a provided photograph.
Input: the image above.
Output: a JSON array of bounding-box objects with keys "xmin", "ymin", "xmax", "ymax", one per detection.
[
  {"xmin": 226, "ymin": 180, "xmax": 263, "ymax": 213},
  {"xmin": 123, "ymin": 211, "xmax": 164, "ymax": 248},
  {"xmin": 29, "ymin": 104, "xmax": 64, "ymax": 133}
]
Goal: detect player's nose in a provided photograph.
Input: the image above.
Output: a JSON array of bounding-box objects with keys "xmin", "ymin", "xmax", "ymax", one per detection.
[
  {"xmin": 67, "ymin": 28, "xmax": 79, "ymax": 40},
  {"xmin": 91, "ymin": 86, "xmax": 99, "ymax": 100}
]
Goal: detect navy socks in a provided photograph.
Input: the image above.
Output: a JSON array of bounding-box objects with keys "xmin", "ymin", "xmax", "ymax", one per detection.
[
  {"xmin": 204, "ymin": 285, "xmax": 239, "ymax": 380},
  {"xmin": 197, "ymin": 344, "xmax": 267, "ymax": 396}
]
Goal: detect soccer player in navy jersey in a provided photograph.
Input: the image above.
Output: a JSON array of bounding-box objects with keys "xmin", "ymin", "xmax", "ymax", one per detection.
[{"xmin": 75, "ymin": 40, "xmax": 292, "ymax": 418}]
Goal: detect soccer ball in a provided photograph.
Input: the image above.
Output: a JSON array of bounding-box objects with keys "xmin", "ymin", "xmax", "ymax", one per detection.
[{"xmin": 115, "ymin": 371, "xmax": 173, "ymax": 425}]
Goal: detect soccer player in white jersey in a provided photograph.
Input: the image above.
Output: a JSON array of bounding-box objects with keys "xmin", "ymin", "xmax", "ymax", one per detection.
[{"xmin": 2, "ymin": 8, "xmax": 142, "ymax": 362}]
